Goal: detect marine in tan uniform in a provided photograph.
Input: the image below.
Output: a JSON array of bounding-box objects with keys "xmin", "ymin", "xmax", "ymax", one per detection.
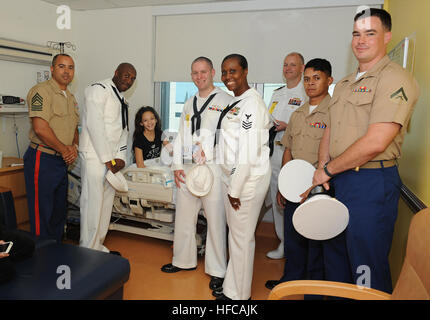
[
  {"xmin": 265, "ymin": 58, "xmax": 338, "ymax": 290},
  {"xmin": 23, "ymin": 54, "xmax": 79, "ymax": 242},
  {"xmin": 310, "ymin": 9, "xmax": 419, "ymax": 293}
]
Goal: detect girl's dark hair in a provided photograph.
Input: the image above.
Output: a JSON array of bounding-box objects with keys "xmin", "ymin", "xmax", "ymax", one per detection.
[
  {"xmin": 133, "ymin": 106, "xmax": 162, "ymax": 143},
  {"xmin": 222, "ymin": 53, "xmax": 248, "ymax": 70}
]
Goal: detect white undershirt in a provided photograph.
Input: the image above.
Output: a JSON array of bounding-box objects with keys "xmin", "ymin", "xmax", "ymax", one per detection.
[
  {"xmin": 309, "ymin": 105, "xmax": 318, "ymax": 114},
  {"xmin": 356, "ymin": 71, "xmax": 366, "ymax": 80},
  {"xmin": 61, "ymin": 90, "xmax": 67, "ymax": 98}
]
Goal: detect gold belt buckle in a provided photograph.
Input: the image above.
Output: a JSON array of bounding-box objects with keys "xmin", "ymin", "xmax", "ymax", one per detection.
[{"xmin": 355, "ymin": 160, "xmax": 396, "ymax": 171}]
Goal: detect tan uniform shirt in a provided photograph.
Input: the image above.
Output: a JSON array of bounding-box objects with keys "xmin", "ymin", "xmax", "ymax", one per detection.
[
  {"xmin": 281, "ymin": 94, "xmax": 330, "ymax": 167},
  {"xmin": 328, "ymin": 55, "xmax": 419, "ymax": 160},
  {"xmin": 27, "ymin": 78, "xmax": 79, "ymax": 146}
]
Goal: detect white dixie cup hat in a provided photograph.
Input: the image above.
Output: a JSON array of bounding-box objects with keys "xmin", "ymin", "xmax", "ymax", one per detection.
[
  {"xmin": 186, "ymin": 164, "xmax": 214, "ymax": 197},
  {"xmin": 105, "ymin": 170, "xmax": 129, "ymax": 192}
]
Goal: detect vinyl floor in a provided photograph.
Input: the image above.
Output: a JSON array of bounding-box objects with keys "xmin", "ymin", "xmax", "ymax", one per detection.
[{"xmin": 102, "ymin": 221, "xmax": 284, "ymax": 300}]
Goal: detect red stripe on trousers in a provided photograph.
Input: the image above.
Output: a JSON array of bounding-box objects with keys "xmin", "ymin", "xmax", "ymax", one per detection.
[{"xmin": 34, "ymin": 150, "xmax": 41, "ymax": 236}]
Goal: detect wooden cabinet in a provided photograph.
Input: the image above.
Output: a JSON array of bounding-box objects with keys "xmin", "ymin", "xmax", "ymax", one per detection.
[{"xmin": 0, "ymin": 157, "xmax": 28, "ymax": 225}]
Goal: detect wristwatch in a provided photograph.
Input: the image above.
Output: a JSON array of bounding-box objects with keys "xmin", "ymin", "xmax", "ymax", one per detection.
[{"xmin": 323, "ymin": 162, "xmax": 335, "ymax": 178}]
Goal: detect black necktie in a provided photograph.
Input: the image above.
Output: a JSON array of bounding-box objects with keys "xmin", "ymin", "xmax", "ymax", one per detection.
[
  {"xmin": 213, "ymin": 100, "xmax": 241, "ymax": 146},
  {"xmin": 191, "ymin": 93, "xmax": 217, "ymax": 136},
  {"xmin": 111, "ymin": 85, "xmax": 129, "ymax": 131}
]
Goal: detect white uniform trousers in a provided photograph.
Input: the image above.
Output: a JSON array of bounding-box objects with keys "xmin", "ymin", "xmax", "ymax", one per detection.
[
  {"xmin": 79, "ymin": 152, "xmax": 115, "ymax": 253},
  {"xmin": 172, "ymin": 164, "xmax": 227, "ymax": 278},
  {"xmin": 268, "ymin": 143, "xmax": 284, "ymax": 243},
  {"xmin": 223, "ymin": 169, "xmax": 271, "ymax": 300}
]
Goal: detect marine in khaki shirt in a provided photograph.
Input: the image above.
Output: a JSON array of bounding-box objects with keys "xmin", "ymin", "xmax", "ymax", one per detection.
[
  {"xmin": 328, "ymin": 55, "xmax": 419, "ymax": 162},
  {"xmin": 264, "ymin": 59, "xmax": 334, "ymax": 291},
  {"xmin": 310, "ymin": 9, "xmax": 420, "ymax": 294},
  {"xmin": 23, "ymin": 54, "xmax": 79, "ymax": 242},
  {"xmin": 281, "ymin": 94, "xmax": 330, "ymax": 168},
  {"xmin": 27, "ymin": 77, "xmax": 79, "ymax": 147}
]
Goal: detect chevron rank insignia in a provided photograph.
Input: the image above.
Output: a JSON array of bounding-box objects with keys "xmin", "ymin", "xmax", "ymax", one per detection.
[
  {"xmin": 242, "ymin": 114, "xmax": 253, "ymax": 130},
  {"xmin": 31, "ymin": 93, "xmax": 43, "ymax": 111},
  {"xmin": 390, "ymin": 87, "xmax": 408, "ymax": 103}
]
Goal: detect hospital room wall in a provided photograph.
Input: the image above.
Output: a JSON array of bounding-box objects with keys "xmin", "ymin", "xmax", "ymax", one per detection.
[
  {"xmin": 385, "ymin": 0, "xmax": 430, "ymax": 285},
  {"xmin": 0, "ymin": 0, "xmax": 76, "ymax": 158},
  {"xmin": 0, "ymin": 1, "xmax": 154, "ymax": 164},
  {"xmin": 386, "ymin": 0, "xmax": 430, "ymax": 206},
  {"xmin": 72, "ymin": 7, "xmax": 154, "ymax": 164}
]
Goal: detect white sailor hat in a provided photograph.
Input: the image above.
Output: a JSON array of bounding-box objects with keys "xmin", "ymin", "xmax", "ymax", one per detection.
[
  {"xmin": 278, "ymin": 159, "xmax": 315, "ymax": 203},
  {"xmin": 293, "ymin": 186, "xmax": 349, "ymax": 240},
  {"xmin": 105, "ymin": 170, "xmax": 129, "ymax": 192},
  {"xmin": 186, "ymin": 164, "xmax": 214, "ymax": 197}
]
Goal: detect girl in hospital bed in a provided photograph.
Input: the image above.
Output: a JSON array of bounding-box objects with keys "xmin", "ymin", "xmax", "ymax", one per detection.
[{"xmin": 132, "ymin": 106, "xmax": 171, "ymax": 168}]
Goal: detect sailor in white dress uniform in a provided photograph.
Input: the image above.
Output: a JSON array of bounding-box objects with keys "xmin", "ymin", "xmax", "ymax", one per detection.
[
  {"xmin": 79, "ymin": 63, "xmax": 136, "ymax": 253},
  {"xmin": 216, "ymin": 54, "xmax": 271, "ymax": 300},
  {"xmin": 162, "ymin": 57, "xmax": 232, "ymax": 290}
]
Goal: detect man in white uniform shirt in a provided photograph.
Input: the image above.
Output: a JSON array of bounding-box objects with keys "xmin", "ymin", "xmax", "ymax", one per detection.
[
  {"xmin": 266, "ymin": 52, "xmax": 307, "ymax": 259},
  {"xmin": 161, "ymin": 57, "xmax": 233, "ymax": 292},
  {"xmin": 79, "ymin": 63, "xmax": 137, "ymax": 254}
]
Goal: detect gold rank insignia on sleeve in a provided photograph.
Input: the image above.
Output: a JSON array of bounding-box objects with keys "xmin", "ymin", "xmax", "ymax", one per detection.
[
  {"xmin": 269, "ymin": 101, "xmax": 278, "ymax": 114},
  {"xmin": 31, "ymin": 92, "xmax": 43, "ymax": 111},
  {"xmin": 390, "ymin": 87, "xmax": 408, "ymax": 103}
]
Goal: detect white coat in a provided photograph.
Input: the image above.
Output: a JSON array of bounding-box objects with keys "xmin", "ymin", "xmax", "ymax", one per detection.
[
  {"xmin": 79, "ymin": 78, "xmax": 128, "ymax": 252},
  {"xmin": 171, "ymin": 87, "xmax": 233, "ymax": 277},
  {"xmin": 218, "ymin": 87, "xmax": 272, "ymax": 300}
]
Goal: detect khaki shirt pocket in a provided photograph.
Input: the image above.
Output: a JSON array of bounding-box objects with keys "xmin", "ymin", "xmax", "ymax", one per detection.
[
  {"xmin": 289, "ymin": 125, "xmax": 302, "ymax": 154},
  {"xmin": 52, "ymin": 101, "xmax": 68, "ymax": 117},
  {"xmin": 345, "ymin": 91, "xmax": 375, "ymax": 127},
  {"xmin": 304, "ymin": 127, "xmax": 324, "ymax": 155}
]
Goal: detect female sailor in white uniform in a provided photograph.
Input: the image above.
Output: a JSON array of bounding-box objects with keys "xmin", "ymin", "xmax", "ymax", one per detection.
[{"xmin": 214, "ymin": 54, "xmax": 271, "ymax": 300}]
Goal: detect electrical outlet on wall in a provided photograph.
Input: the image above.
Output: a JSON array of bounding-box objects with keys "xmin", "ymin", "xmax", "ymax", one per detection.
[{"xmin": 37, "ymin": 70, "xmax": 50, "ymax": 83}]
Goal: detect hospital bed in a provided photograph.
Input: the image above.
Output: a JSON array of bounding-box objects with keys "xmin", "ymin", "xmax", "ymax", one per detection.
[
  {"xmin": 110, "ymin": 165, "xmax": 176, "ymax": 240},
  {"xmin": 67, "ymin": 159, "xmax": 207, "ymax": 252},
  {"xmin": 110, "ymin": 164, "xmax": 207, "ymax": 251}
]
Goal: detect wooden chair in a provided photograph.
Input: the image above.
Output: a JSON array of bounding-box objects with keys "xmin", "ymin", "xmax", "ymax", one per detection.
[{"xmin": 268, "ymin": 207, "xmax": 430, "ymax": 300}]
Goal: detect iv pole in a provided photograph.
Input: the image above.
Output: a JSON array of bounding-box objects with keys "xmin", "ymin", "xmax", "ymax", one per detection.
[{"xmin": 46, "ymin": 41, "xmax": 76, "ymax": 54}]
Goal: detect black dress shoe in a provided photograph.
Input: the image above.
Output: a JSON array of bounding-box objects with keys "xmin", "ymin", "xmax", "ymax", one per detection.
[
  {"xmin": 265, "ymin": 280, "xmax": 281, "ymax": 290},
  {"xmin": 109, "ymin": 250, "xmax": 122, "ymax": 256},
  {"xmin": 215, "ymin": 293, "xmax": 232, "ymax": 300},
  {"xmin": 209, "ymin": 276, "xmax": 224, "ymax": 290},
  {"xmin": 161, "ymin": 263, "xmax": 197, "ymax": 273},
  {"xmin": 212, "ymin": 288, "xmax": 224, "ymax": 298}
]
